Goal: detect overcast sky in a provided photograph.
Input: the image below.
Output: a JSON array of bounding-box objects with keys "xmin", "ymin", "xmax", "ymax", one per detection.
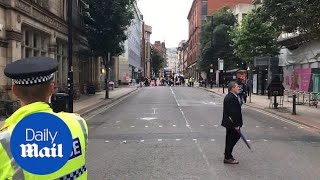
[{"xmin": 137, "ymin": 0, "xmax": 193, "ymax": 48}]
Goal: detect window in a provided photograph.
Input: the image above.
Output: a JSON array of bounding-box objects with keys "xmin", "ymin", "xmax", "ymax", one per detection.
[
  {"xmin": 55, "ymin": 40, "xmax": 68, "ymax": 86},
  {"xmin": 21, "ymin": 28, "xmax": 49, "ymax": 59},
  {"xmin": 201, "ymin": 1, "xmax": 208, "ymax": 16}
]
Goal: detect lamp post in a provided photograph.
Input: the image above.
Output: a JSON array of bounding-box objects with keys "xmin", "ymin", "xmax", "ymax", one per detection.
[
  {"xmin": 67, "ymin": 0, "xmax": 73, "ymax": 112},
  {"xmin": 218, "ymin": 58, "xmax": 224, "ymax": 93}
]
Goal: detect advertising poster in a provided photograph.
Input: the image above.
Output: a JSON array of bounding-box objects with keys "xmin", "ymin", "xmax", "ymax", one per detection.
[{"xmin": 291, "ymin": 68, "xmax": 311, "ymax": 92}]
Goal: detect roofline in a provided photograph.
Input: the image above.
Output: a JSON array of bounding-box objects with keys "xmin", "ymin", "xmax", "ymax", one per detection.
[{"xmin": 187, "ymin": 0, "xmax": 197, "ymax": 19}]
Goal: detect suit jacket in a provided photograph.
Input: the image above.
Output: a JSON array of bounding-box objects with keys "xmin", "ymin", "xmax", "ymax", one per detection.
[{"xmin": 221, "ymin": 92, "xmax": 243, "ymax": 128}]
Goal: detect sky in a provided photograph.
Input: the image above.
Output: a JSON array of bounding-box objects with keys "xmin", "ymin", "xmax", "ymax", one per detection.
[{"xmin": 137, "ymin": 0, "xmax": 194, "ymax": 48}]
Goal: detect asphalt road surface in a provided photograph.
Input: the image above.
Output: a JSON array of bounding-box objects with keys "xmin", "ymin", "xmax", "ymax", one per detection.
[{"xmin": 85, "ymin": 86, "xmax": 320, "ymax": 180}]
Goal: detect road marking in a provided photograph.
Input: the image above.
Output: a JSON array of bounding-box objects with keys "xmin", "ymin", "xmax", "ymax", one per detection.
[
  {"xmin": 214, "ymin": 125, "xmax": 218, "ymax": 127},
  {"xmin": 122, "ymin": 140, "xmax": 127, "ymax": 144},
  {"xmin": 152, "ymin": 108, "xmax": 156, "ymax": 114},
  {"xmin": 170, "ymin": 87, "xmax": 212, "ymax": 170},
  {"xmin": 270, "ymin": 127, "xmax": 274, "ymax": 129},
  {"xmin": 247, "ymin": 106, "xmax": 310, "ymax": 129},
  {"xmin": 263, "ymin": 139, "xmax": 268, "ymax": 142},
  {"xmin": 159, "ymin": 125, "xmax": 163, "ymax": 128},
  {"xmin": 104, "ymin": 141, "xmax": 109, "ymax": 143},
  {"xmin": 140, "ymin": 140, "xmax": 144, "ymax": 142},
  {"xmin": 256, "ymin": 126, "xmax": 260, "ymax": 128},
  {"xmin": 200, "ymin": 125, "xmax": 205, "ymax": 127},
  {"xmin": 158, "ymin": 139, "xmax": 162, "ymax": 142},
  {"xmin": 176, "ymin": 139, "xmax": 181, "ymax": 141},
  {"xmin": 210, "ymin": 139, "xmax": 215, "ymax": 142},
  {"xmin": 186, "ymin": 124, "xmax": 190, "ymax": 127},
  {"xmin": 103, "ymin": 127, "xmax": 107, "ymax": 128},
  {"xmin": 193, "ymin": 139, "xmax": 197, "ymax": 141},
  {"xmin": 116, "ymin": 121, "xmax": 120, "ymax": 123},
  {"xmin": 140, "ymin": 117, "xmax": 157, "ymax": 121},
  {"xmin": 145, "ymin": 126, "xmax": 149, "ymax": 128},
  {"xmin": 173, "ymin": 125, "xmax": 177, "ymax": 127},
  {"xmin": 130, "ymin": 126, "xmax": 135, "ymax": 128},
  {"xmin": 85, "ymin": 89, "xmax": 139, "ymax": 120},
  {"xmin": 247, "ymin": 140, "xmax": 251, "ymax": 142},
  {"xmin": 284, "ymin": 127, "xmax": 288, "ymax": 129}
]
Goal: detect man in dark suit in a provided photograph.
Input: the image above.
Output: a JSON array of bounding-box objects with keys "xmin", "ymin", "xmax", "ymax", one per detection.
[{"xmin": 221, "ymin": 81, "xmax": 243, "ymax": 164}]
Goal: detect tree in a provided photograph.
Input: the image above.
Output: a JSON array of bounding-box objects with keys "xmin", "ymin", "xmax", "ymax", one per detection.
[
  {"xmin": 151, "ymin": 48, "xmax": 165, "ymax": 77},
  {"xmin": 83, "ymin": 0, "xmax": 135, "ymax": 99},
  {"xmin": 259, "ymin": 0, "xmax": 320, "ymax": 37},
  {"xmin": 230, "ymin": 10, "xmax": 280, "ymax": 63},
  {"xmin": 199, "ymin": 8, "xmax": 238, "ymax": 73}
]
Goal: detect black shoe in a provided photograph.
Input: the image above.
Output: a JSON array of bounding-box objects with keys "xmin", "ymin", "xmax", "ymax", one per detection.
[{"xmin": 224, "ymin": 158, "xmax": 239, "ymax": 164}]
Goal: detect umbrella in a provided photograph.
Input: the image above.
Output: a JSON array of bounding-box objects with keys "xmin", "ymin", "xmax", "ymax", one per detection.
[{"xmin": 235, "ymin": 128, "xmax": 252, "ymax": 151}]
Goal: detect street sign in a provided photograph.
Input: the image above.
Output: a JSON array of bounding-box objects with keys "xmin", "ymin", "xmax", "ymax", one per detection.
[{"xmin": 218, "ymin": 59, "xmax": 224, "ymax": 70}]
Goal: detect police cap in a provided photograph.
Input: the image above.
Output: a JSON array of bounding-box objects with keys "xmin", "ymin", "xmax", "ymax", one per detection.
[{"xmin": 4, "ymin": 56, "xmax": 58, "ymax": 86}]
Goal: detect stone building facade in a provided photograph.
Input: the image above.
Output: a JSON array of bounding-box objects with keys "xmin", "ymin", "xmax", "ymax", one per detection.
[{"xmin": 0, "ymin": 0, "xmax": 100, "ymax": 100}]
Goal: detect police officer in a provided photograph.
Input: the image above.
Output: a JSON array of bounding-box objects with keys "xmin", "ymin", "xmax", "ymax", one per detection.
[{"xmin": 0, "ymin": 57, "xmax": 88, "ymax": 180}]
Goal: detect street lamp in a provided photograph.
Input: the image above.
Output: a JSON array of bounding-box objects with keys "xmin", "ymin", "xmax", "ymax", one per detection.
[
  {"xmin": 218, "ymin": 58, "xmax": 224, "ymax": 93},
  {"xmin": 67, "ymin": 0, "xmax": 73, "ymax": 112}
]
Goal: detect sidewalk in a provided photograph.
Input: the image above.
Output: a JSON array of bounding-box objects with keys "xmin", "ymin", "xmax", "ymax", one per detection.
[
  {"xmin": 0, "ymin": 86, "xmax": 138, "ymax": 128},
  {"xmin": 198, "ymin": 86, "xmax": 320, "ymax": 130}
]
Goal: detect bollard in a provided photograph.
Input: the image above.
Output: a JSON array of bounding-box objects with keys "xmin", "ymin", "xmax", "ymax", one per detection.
[{"xmin": 292, "ymin": 94, "xmax": 297, "ymax": 115}]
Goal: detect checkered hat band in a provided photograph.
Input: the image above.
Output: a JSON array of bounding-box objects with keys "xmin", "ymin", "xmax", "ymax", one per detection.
[
  {"xmin": 58, "ymin": 165, "xmax": 87, "ymax": 180},
  {"xmin": 13, "ymin": 73, "xmax": 54, "ymax": 85}
]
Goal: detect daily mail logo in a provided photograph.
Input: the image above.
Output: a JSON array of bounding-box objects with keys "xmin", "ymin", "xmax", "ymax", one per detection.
[
  {"xmin": 10, "ymin": 113, "xmax": 74, "ymax": 175},
  {"xmin": 20, "ymin": 129, "xmax": 82, "ymax": 159}
]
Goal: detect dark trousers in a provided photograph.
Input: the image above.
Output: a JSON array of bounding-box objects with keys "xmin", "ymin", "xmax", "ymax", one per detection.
[{"xmin": 224, "ymin": 128, "xmax": 241, "ymax": 159}]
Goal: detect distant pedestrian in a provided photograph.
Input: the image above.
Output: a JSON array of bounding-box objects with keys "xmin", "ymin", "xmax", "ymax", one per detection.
[
  {"xmin": 221, "ymin": 81, "xmax": 243, "ymax": 164},
  {"xmin": 210, "ymin": 79, "xmax": 214, "ymax": 89}
]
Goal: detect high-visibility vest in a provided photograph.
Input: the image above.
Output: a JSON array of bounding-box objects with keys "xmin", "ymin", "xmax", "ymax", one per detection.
[{"xmin": 0, "ymin": 102, "xmax": 88, "ymax": 180}]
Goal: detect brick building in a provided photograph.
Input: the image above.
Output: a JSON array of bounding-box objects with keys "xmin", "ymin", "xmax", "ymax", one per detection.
[
  {"xmin": 186, "ymin": 0, "xmax": 251, "ymax": 81},
  {"xmin": 152, "ymin": 41, "xmax": 166, "ymax": 77}
]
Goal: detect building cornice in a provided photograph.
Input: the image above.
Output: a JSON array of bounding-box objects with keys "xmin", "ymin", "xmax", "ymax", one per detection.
[{"xmin": 6, "ymin": 30, "xmax": 23, "ymax": 42}]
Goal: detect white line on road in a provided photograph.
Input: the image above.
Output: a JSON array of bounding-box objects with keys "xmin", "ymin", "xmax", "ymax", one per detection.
[
  {"xmin": 256, "ymin": 126, "xmax": 260, "ymax": 128},
  {"xmin": 172, "ymin": 125, "xmax": 177, "ymax": 127},
  {"xmin": 247, "ymin": 106, "xmax": 310, "ymax": 129},
  {"xmin": 193, "ymin": 139, "xmax": 197, "ymax": 141},
  {"xmin": 170, "ymin": 87, "xmax": 213, "ymax": 171},
  {"xmin": 159, "ymin": 125, "xmax": 163, "ymax": 128},
  {"xmin": 130, "ymin": 126, "xmax": 135, "ymax": 128},
  {"xmin": 264, "ymin": 139, "xmax": 268, "ymax": 142},
  {"xmin": 200, "ymin": 125, "xmax": 205, "ymax": 127},
  {"xmin": 104, "ymin": 141, "xmax": 109, "ymax": 143},
  {"xmin": 210, "ymin": 139, "xmax": 215, "ymax": 142},
  {"xmin": 85, "ymin": 90, "xmax": 139, "ymax": 121},
  {"xmin": 140, "ymin": 140, "xmax": 144, "ymax": 142},
  {"xmin": 214, "ymin": 125, "xmax": 218, "ymax": 127},
  {"xmin": 176, "ymin": 139, "xmax": 181, "ymax": 141},
  {"xmin": 145, "ymin": 126, "xmax": 148, "ymax": 128},
  {"xmin": 158, "ymin": 139, "xmax": 162, "ymax": 142}
]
